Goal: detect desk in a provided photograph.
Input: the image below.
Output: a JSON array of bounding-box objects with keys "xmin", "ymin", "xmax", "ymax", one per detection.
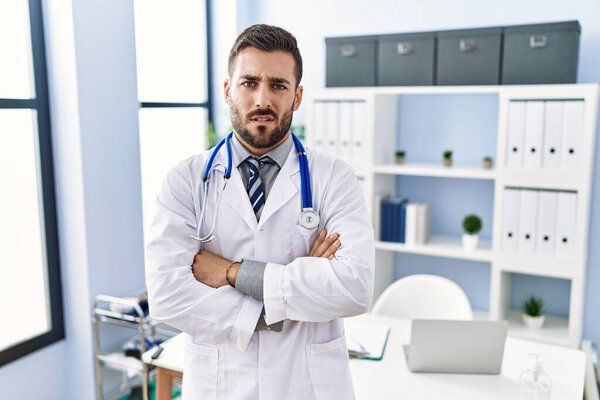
[{"xmin": 142, "ymin": 313, "xmax": 585, "ymax": 400}]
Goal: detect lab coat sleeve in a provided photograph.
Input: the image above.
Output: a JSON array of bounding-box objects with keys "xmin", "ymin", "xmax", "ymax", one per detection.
[
  {"xmin": 145, "ymin": 162, "xmax": 262, "ymax": 351},
  {"xmin": 263, "ymin": 160, "xmax": 375, "ymax": 325}
]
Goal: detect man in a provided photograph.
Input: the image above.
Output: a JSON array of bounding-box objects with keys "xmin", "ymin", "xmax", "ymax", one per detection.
[{"xmin": 146, "ymin": 24, "xmax": 374, "ymax": 399}]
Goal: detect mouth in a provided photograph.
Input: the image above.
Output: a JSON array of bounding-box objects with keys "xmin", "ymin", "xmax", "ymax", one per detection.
[{"xmin": 249, "ymin": 116, "xmax": 275, "ymax": 123}]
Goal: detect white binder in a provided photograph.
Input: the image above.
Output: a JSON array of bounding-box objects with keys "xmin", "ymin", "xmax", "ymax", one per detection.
[
  {"xmin": 561, "ymin": 101, "xmax": 585, "ymax": 170},
  {"xmin": 352, "ymin": 102, "xmax": 368, "ymax": 171},
  {"xmin": 535, "ymin": 190, "xmax": 558, "ymax": 256},
  {"xmin": 523, "ymin": 101, "xmax": 545, "ymax": 169},
  {"xmin": 501, "ymin": 188, "xmax": 521, "ymax": 252},
  {"xmin": 405, "ymin": 203, "xmax": 419, "ymax": 246},
  {"xmin": 542, "ymin": 101, "xmax": 564, "ymax": 169},
  {"xmin": 312, "ymin": 102, "xmax": 326, "ymax": 153},
  {"xmin": 324, "ymin": 102, "xmax": 339, "ymax": 157},
  {"xmin": 417, "ymin": 204, "xmax": 431, "ymax": 245},
  {"xmin": 338, "ymin": 101, "xmax": 353, "ymax": 163},
  {"xmin": 518, "ymin": 189, "xmax": 539, "ymax": 255},
  {"xmin": 505, "ymin": 101, "xmax": 526, "ymax": 168},
  {"xmin": 555, "ymin": 191, "xmax": 577, "ymax": 257}
]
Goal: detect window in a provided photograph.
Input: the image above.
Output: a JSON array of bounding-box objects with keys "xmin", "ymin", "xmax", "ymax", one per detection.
[
  {"xmin": 133, "ymin": 0, "xmax": 212, "ymax": 239},
  {"xmin": 0, "ymin": 0, "xmax": 64, "ymax": 367}
]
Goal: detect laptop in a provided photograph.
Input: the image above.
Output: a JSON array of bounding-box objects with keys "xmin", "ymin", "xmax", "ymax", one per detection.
[{"xmin": 404, "ymin": 319, "xmax": 508, "ymax": 374}]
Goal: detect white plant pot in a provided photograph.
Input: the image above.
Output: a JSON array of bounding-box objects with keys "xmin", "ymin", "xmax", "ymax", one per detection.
[
  {"xmin": 522, "ymin": 314, "xmax": 545, "ymax": 329},
  {"xmin": 462, "ymin": 234, "xmax": 479, "ymax": 251}
]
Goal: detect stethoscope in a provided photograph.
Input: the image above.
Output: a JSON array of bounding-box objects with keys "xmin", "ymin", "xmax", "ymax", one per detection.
[{"xmin": 189, "ymin": 131, "xmax": 320, "ymax": 243}]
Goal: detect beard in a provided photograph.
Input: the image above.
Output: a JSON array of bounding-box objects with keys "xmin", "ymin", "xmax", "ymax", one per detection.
[{"xmin": 230, "ymin": 103, "xmax": 294, "ymax": 149}]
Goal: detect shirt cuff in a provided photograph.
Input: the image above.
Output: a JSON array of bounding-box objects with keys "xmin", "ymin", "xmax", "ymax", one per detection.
[{"xmin": 235, "ymin": 259, "xmax": 266, "ymax": 300}]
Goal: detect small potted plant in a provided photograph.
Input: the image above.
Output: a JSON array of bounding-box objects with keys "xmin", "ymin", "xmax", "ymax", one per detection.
[
  {"xmin": 395, "ymin": 150, "xmax": 406, "ymax": 165},
  {"xmin": 443, "ymin": 149, "xmax": 453, "ymax": 167},
  {"xmin": 462, "ymin": 214, "xmax": 482, "ymax": 250},
  {"xmin": 521, "ymin": 296, "xmax": 546, "ymax": 329},
  {"xmin": 482, "ymin": 156, "xmax": 493, "ymax": 169}
]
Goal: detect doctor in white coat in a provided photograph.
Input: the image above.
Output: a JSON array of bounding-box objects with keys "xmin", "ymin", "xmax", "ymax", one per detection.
[{"xmin": 146, "ymin": 24, "xmax": 374, "ymax": 399}]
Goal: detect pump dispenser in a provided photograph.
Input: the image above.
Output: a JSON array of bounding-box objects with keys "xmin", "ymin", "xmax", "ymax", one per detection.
[{"xmin": 518, "ymin": 353, "xmax": 552, "ymax": 400}]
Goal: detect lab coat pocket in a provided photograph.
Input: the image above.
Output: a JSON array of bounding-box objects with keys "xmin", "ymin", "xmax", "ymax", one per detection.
[
  {"xmin": 306, "ymin": 336, "xmax": 356, "ymax": 400},
  {"xmin": 290, "ymin": 224, "xmax": 319, "ymax": 259},
  {"xmin": 182, "ymin": 337, "xmax": 219, "ymax": 400}
]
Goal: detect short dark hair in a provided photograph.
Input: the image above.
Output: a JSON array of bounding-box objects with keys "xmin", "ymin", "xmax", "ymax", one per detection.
[{"xmin": 228, "ymin": 24, "xmax": 303, "ymax": 87}]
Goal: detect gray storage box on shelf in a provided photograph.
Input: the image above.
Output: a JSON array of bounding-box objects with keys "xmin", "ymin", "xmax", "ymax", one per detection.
[
  {"xmin": 502, "ymin": 21, "xmax": 580, "ymax": 84},
  {"xmin": 436, "ymin": 27, "xmax": 502, "ymax": 85},
  {"xmin": 326, "ymin": 36, "xmax": 376, "ymax": 87},
  {"xmin": 377, "ymin": 32, "xmax": 436, "ymax": 86}
]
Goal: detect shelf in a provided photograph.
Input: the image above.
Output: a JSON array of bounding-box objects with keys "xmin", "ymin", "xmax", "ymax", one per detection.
[
  {"xmin": 375, "ymin": 235, "xmax": 493, "ymax": 262},
  {"xmin": 504, "ymin": 310, "xmax": 570, "ymax": 347},
  {"xmin": 473, "ymin": 309, "xmax": 569, "ymax": 347},
  {"xmin": 97, "ymin": 352, "xmax": 145, "ymax": 372},
  {"xmin": 495, "ymin": 254, "xmax": 581, "ymax": 280},
  {"xmin": 373, "ymin": 163, "xmax": 496, "ymax": 180},
  {"xmin": 500, "ymin": 169, "xmax": 582, "ymax": 191}
]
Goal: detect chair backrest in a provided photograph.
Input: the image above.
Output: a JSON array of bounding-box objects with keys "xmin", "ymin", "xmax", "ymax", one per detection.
[{"xmin": 372, "ymin": 274, "xmax": 473, "ymax": 320}]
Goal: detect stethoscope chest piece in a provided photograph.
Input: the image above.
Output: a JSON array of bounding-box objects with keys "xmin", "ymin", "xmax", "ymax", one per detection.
[{"xmin": 299, "ymin": 208, "xmax": 320, "ymax": 229}]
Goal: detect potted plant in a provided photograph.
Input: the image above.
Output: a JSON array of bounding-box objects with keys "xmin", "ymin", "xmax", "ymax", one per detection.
[
  {"xmin": 395, "ymin": 150, "xmax": 406, "ymax": 165},
  {"xmin": 482, "ymin": 156, "xmax": 493, "ymax": 169},
  {"xmin": 462, "ymin": 214, "xmax": 482, "ymax": 250},
  {"xmin": 521, "ymin": 296, "xmax": 546, "ymax": 329},
  {"xmin": 443, "ymin": 149, "xmax": 453, "ymax": 167}
]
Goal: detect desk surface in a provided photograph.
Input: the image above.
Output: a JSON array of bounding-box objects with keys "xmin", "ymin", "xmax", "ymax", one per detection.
[{"xmin": 143, "ymin": 313, "xmax": 585, "ymax": 399}]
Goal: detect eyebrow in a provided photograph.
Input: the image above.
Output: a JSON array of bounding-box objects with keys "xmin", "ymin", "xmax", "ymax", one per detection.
[{"xmin": 239, "ymin": 74, "xmax": 291, "ymax": 86}]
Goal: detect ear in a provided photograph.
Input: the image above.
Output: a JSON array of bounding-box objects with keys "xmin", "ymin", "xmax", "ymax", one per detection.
[
  {"xmin": 224, "ymin": 79, "xmax": 231, "ymax": 104},
  {"xmin": 293, "ymin": 85, "xmax": 303, "ymax": 111}
]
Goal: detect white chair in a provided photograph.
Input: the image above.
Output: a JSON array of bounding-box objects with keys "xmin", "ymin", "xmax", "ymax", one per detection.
[{"xmin": 372, "ymin": 274, "xmax": 473, "ymax": 320}]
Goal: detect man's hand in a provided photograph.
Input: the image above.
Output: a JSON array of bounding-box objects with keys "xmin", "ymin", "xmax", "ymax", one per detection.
[
  {"xmin": 192, "ymin": 251, "xmax": 236, "ymax": 288},
  {"xmin": 309, "ymin": 229, "xmax": 341, "ymax": 260}
]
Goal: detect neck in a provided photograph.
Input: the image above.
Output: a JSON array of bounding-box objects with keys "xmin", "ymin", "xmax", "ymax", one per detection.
[{"xmin": 235, "ymin": 131, "xmax": 290, "ymax": 156}]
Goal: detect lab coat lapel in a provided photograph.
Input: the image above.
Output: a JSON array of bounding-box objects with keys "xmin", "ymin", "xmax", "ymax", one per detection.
[
  {"xmin": 257, "ymin": 147, "xmax": 300, "ymax": 230},
  {"xmin": 212, "ymin": 152, "xmax": 258, "ymax": 232}
]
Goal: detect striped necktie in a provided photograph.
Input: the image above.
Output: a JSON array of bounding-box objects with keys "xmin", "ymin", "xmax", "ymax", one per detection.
[{"xmin": 245, "ymin": 158, "xmax": 265, "ymax": 220}]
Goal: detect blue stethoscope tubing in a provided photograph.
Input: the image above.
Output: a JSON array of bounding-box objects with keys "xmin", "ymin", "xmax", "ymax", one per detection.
[{"xmin": 190, "ymin": 131, "xmax": 319, "ymax": 243}]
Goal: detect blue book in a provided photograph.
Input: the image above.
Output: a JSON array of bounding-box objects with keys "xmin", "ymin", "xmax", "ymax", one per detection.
[
  {"xmin": 380, "ymin": 198, "xmax": 391, "ymax": 241},
  {"xmin": 398, "ymin": 200, "xmax": 409, "ymax": 243},
  {"xmin": 389, "ymin": 197, "xmax": 408, "ymax": 243}
]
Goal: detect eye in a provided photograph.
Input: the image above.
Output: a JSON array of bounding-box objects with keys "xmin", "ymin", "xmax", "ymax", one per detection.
[
  {"xmin": 272, "ymin": 84, "xmax": 287, "ymax": 90},
  {"xmin": 241, "ymin": 81, "xmax": 256, "ymax": 87}
]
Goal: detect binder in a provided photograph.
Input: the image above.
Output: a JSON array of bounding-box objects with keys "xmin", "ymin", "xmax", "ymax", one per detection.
[
  {"xmin": 542, "ymin": 101, "xmax": 564, "ymax": 169},
  {"xmin": 313, "ymin": 102, "xmax": 326, "ymax": 153},
  {"xmin": 506, "ymin": 101, "xmax": 526, "ymax": 168},
  {"xmin": 338, "ymin": 102, "xmax": 353, "ymax": 163},
  {"xmin": 417, "ymin": 204, "xmax": 431, "ymax": 245},
  {"xmin": 523, "ymin": 101, "xmax": 545, "ymax": 169},
  {"xmin": 380, "ymin": 197, "xmax": 392, "ymax": 242},
  {"xmin": 517, "ymin": 189, "xmax": 538, "ymax": 255},
  {"xmin": 535, "ymin": 190, "xmax": 558, "ymax": 256},
  {"xmin": 397, "ymin": 199, "xmax": 409, "ymax": 243},
  {"xmin": 561, "ymin": 101, "xmax": 585, "ymax": 170},
  {"xmin": 324, "ymin": 102, "xmax": 339, "ymax": 157},
  {"xmin": 405, "ymin": 203, "xmax": 419, "ymax": 246},
  {"xmin": 352, "ymin": 102, "xmax": 367, "ymax": 171},
  {"xmin": 555, "ymin": 191, "xmax": 577, "ymax": 257},
  {"xmin": 501, "ymin": 189, "xmax": 520, "ymax": 252}
]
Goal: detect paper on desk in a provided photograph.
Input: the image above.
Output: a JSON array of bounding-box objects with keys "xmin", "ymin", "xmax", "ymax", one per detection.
[{"xmin": 345, "ymin": 325, "xmax": 390, "ymax": 361}]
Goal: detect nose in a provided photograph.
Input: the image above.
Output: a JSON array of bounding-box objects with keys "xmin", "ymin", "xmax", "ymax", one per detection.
[{"xmin": 253, "ymin": 84, "xmax": 272, "ymax": 109}]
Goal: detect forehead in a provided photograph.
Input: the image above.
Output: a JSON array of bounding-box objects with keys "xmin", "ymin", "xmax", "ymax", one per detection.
[{"xmin": 232, "ymin": 47, "xmax": 296, "ymax": 83}]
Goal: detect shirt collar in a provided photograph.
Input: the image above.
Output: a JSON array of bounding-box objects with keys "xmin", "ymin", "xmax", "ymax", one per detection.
[{"xmin": 231, "ymin": 132, "xmax": 293, "ymax": 168}]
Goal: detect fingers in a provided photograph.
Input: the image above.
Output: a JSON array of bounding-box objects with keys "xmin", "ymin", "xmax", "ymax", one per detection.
[
  {"xmin": 313, "ymin": 232, "xmax": 340, "ymax": 258},
  {"xmin": 309, "ymin": 229, "xmax": 327, "ymax": 256},
  {"xmin": 321, "ymin": 239, "xmax": 341, "ymax": 260}
]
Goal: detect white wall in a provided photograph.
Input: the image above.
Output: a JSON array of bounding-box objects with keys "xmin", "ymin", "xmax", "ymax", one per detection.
[{"xmin": 239, "ymin": 0, "xmax": 600, "ymax": 345}]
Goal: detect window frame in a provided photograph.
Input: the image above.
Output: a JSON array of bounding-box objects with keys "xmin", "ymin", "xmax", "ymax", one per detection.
[
  {"xmin": 138, "ymin": 0, "xmax": 214, "ymax": 122},
  {"xmin": 0, "ymin": 0, "xmax": 64, "ymax": 367}
]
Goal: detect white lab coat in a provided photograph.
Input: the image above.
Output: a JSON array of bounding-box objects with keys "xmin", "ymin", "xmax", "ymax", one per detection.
[{"xmin": 145, "ymin": 143, "xmax": 375, "ymax": 400}]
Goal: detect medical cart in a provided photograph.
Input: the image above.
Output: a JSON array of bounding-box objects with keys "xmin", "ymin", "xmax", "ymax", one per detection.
[{"xmin": 92, "ymin": 293, "xmax": 177, "ymax": 400}]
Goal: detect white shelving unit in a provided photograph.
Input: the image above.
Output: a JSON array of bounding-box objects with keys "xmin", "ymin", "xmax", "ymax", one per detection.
[{"xmin": 306, "ymin": 84, "xmax": 598, "ymax": 348}]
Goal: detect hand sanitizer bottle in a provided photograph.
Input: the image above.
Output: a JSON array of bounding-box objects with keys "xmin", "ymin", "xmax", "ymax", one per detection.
[{"xmin": 518, "ymin": 353, "xmax": 552, "ymax": 400}]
